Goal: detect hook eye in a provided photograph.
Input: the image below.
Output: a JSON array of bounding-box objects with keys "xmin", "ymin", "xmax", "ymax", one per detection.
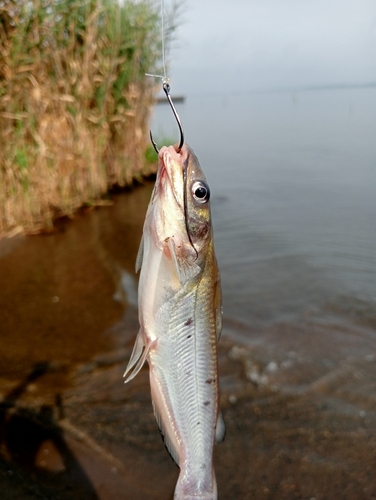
[{"xmin": 150, "ymin": 82, "xmax": 184, "ymax": 154}]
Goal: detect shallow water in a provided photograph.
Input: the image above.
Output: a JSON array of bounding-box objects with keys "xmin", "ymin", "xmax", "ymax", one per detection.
[
  {"xmin": 1, "ymin": 87, "xmax": 376, "ymax": 499},
  {"xmin": 152, "ymin": 87, "xmax": 376, "ymax": 329}
]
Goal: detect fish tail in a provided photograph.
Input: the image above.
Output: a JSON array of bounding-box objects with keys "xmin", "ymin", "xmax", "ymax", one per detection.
[{"xmin": 174, "ymin": 467, "xmax": 217, "ymax": 500}]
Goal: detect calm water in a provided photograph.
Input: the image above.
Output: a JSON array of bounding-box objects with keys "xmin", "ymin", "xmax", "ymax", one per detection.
[
  {"xmin": 152, "ymin": 87, "xmax": 376, "ymax": 330},
  {"xmin": 1, "ymin": 86, "xmax": 376, "ymax": 499},
  {"xmin": 1, "ymin": 87, "xmax": 375, "ymax": 392}
]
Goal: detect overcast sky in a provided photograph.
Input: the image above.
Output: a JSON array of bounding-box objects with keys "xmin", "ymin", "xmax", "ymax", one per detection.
[{"xmin": 164, "ymin": 0, "xmax": 376, "ymax": 96}]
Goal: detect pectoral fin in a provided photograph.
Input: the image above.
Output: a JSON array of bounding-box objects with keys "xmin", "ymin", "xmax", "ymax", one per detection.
[
  {"xmin": 135, "ymin": 234, "xmax": 144, "ymax": 273},
  {"xmin": 167, "ymin": 237, "xmax": 200, "ymax": 285},
  {"xmin": 215, "ymin": 409, "xmax": 226, "ymax": 443},
  {"xmin": 123, "ymin": 329, "xmax": 150, "ymax": 383}
]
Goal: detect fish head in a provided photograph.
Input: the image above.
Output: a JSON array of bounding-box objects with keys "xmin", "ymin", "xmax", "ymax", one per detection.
[{"xmin": 153, "ymin": 143, "xmax": 212, "ymax": 265}]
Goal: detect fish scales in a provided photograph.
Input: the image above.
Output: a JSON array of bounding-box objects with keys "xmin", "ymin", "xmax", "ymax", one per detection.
[
  {"xmin": 150, "ymin": 283, "xmax": 217, "ymax": 462},
  {"xmin": 124, "ymin": 144, "xmax": 223, "ymax": 499}
]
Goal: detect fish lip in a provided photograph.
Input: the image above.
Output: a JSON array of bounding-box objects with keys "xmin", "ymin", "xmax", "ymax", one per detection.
[
  {"xmin": 158, "ymin": 145, "xmax": 187, "ymax": 209},
  {"xmin": 158, "ymin": 144, "xmax": 185, "ymax": 174}
]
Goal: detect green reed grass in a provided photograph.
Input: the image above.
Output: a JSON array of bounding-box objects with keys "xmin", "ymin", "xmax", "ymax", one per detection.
[{"xmin": 0, "ymin": 0, "xmax": 176, "ymax": 234}]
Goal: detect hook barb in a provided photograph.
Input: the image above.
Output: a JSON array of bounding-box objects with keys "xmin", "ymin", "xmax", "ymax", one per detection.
[{"xmin": 150, "ymin": 82, "xmax": 184, "ymax": 154}]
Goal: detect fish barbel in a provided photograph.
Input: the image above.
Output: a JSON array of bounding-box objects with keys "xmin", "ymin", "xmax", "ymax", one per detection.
[{"xmin": 124, "ymin": 143, "xmax": 224, "ymax": 499}]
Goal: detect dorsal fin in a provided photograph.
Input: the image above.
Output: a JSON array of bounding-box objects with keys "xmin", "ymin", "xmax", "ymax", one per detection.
[{"xmin": 215, "ymin": 409, "xmax": 226, "ymax": 443}]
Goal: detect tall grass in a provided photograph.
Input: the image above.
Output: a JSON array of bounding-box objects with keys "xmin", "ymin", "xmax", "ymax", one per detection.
[{"xmin": 0, "ymin": 0, "xmax": 175, "ymax": 233}]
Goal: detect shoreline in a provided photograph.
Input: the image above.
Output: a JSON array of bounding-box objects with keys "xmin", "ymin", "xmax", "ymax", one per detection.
[{"xmin": 1, "ymin": 320, "xmax": 376, "ymax": 499}]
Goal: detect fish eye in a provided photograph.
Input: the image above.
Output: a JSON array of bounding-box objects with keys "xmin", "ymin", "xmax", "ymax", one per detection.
[{"xmin": 192, "ymin": 181, "xmax": 210, "ymax": 203}]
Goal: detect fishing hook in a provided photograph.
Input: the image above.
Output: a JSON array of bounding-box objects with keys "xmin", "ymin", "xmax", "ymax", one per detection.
[{"xmin": 150, "ymin": 81, "xmax": 184, "ymax": 154}]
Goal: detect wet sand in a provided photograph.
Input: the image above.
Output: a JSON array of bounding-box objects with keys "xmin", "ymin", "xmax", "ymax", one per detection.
[
  {"xmin": 1, "ymin": 190, "xmax": 376, "ymax": 499},
  {"xmin": 1, "ymin": 321, "xmax": 376, "ymax": 500}
]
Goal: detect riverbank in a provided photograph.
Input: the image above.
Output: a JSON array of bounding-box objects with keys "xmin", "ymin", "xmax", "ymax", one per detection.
[{"xmin": 0, "ymin": 0, "xmax": 166, "ymax": 235}]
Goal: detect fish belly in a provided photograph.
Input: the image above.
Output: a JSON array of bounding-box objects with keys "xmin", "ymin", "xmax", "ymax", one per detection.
[{"xmin": 148, "ymin": 285, "xmax": 219, "ymax": 499}]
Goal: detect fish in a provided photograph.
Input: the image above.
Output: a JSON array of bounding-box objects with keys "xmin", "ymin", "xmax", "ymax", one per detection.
[{"xmin": 124, "ymin": 143, "xmax": 225, "ymax": 499}]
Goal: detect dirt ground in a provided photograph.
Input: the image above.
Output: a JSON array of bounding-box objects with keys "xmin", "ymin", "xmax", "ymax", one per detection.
[{"xmin": 1, "ymin": 322, "xmax": 376, "ymax": 500}]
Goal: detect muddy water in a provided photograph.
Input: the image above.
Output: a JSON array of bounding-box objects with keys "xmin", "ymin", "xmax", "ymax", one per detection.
[{"xmin": 1, "ymin": 87, "xmax": 376, "ymax": 499}]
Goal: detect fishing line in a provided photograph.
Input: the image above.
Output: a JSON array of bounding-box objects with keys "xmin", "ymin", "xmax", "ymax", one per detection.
[
  {"xmin": 161, "ymin": 0, "xmax": 167, "ymax": 82},
  {"xmin": 145, "ymin": 0, "xmax": 170, "ymax": 86},
  {"xmin": 147, "ymin": 0, "xmax": 184, "ymax": 153}
]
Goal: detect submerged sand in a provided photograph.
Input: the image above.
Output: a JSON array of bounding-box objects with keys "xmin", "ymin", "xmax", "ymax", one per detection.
[{"xmin": 1, "ymin": 316, "xmax": 376, "ymax": 499}]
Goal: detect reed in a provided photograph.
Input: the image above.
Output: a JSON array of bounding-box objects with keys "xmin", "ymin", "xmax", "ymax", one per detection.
[{"xmin": 0, "ymin": 0, "xmax": 175, "ymax": 234}]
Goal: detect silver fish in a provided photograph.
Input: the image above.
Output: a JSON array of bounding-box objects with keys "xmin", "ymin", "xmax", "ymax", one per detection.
[{"xmin": 124, "ymin": 144, "xmax": 224, "ymax": 499}]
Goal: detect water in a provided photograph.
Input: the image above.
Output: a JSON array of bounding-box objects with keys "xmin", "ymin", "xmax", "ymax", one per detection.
[
  {"xmin": 1, "ymin": 87, "xmax": 376, "ymax": 499},
  {"xmin": 152, "ymin": 87, "xmax": 376, "ymax": 329}
]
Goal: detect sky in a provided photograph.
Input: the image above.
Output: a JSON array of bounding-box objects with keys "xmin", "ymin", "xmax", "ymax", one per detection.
[{"xmin": 163, "ymin": 0, "xmax": 376, "ymax": 96}]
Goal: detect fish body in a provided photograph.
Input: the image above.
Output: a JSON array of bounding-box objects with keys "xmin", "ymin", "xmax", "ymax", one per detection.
[{"xmin": 124, "ymin": 144, "xmax": 224, "ymax": 499}]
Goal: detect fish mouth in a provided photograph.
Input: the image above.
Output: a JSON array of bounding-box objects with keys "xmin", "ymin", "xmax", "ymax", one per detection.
[
  {"xmin": 157, "ymin": 144, "xmax": 198, "ymax": 259},
  {"xmin": 158, "ymin": 144, "xmax": 187, "ymax": 209}
]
